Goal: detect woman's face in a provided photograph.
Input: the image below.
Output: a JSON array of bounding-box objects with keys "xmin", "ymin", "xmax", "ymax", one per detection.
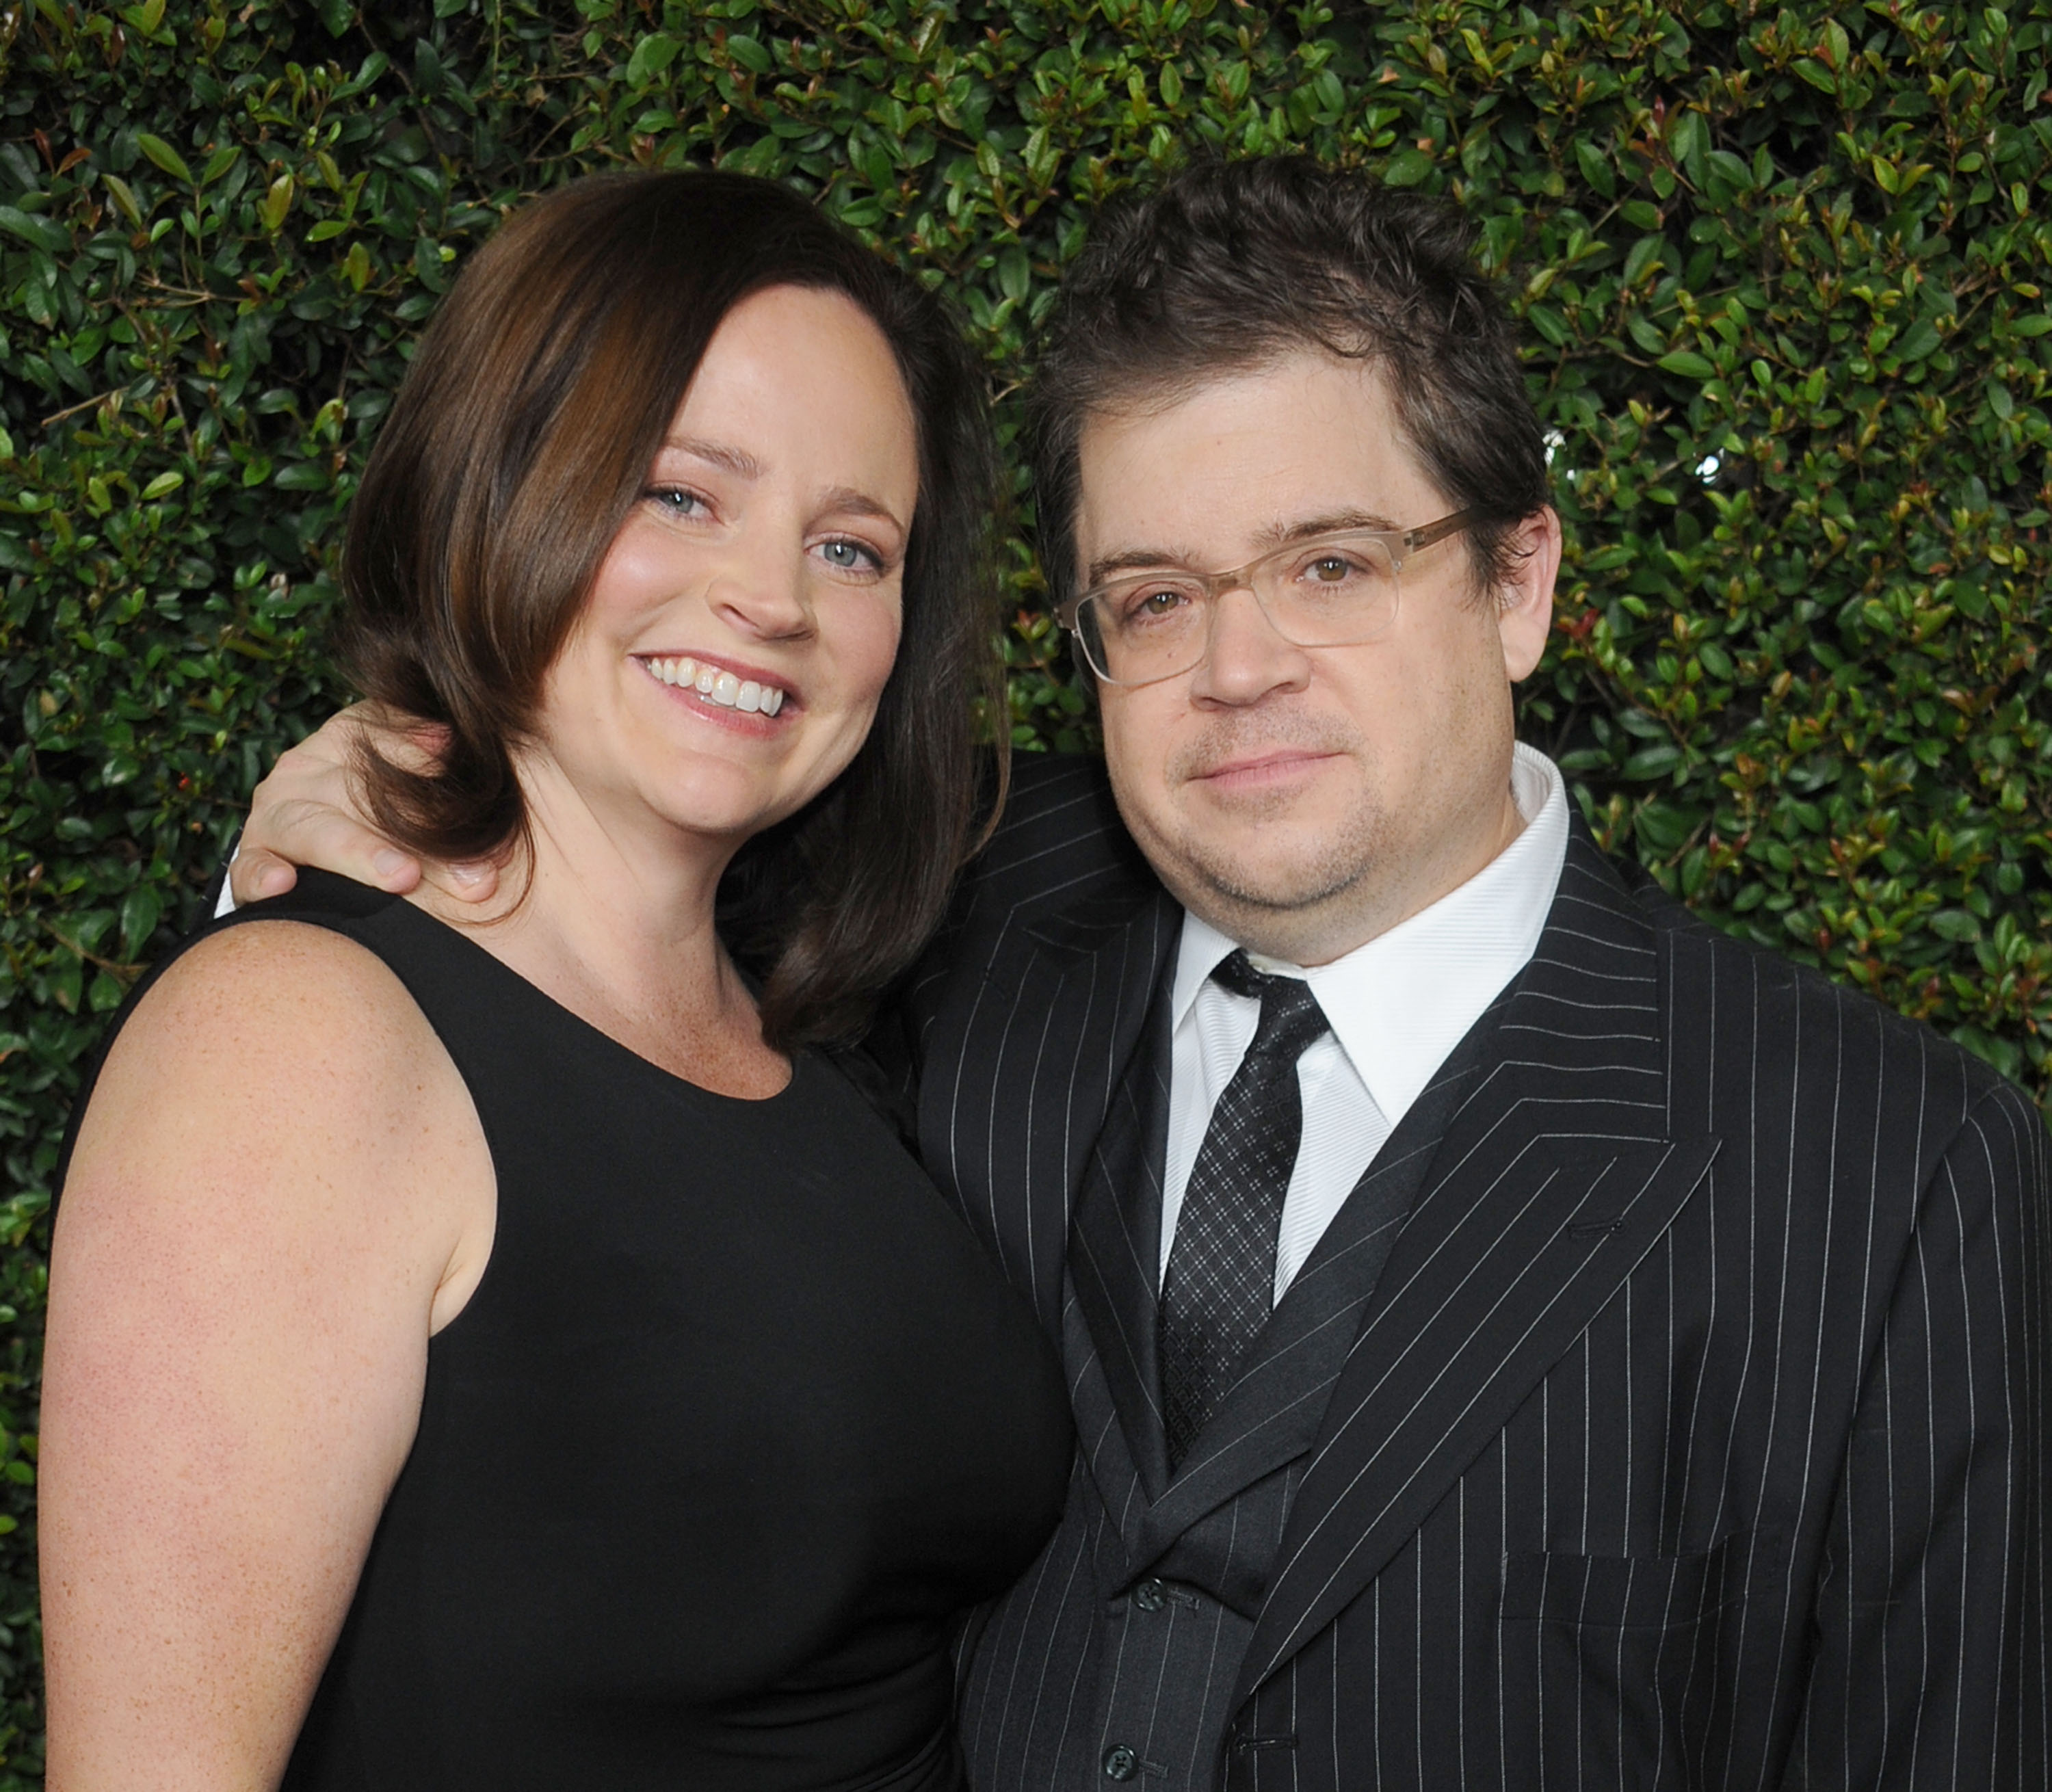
[{"xmin": 534, "ymin": 283, "xmax": 919, "ymax": 852}]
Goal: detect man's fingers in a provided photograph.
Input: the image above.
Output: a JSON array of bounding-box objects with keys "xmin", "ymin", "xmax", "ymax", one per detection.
[
  {"xmin": 397, "ymin": 718, "xmax": 454, "ymax": 767},
  {"xmin": 237, "ymin": 802, "xmax": 424, "ymax": 898},
  {"xmin": 369, "ymin": 724, "xmax": 450, "ymax": 780},
  {"xmin": 417, "ymin": 859, "xmax": 501, "ymax": 904},
  {"xmin": 226, "ymin": 847, "xmax": 300, "ymax": 906}
]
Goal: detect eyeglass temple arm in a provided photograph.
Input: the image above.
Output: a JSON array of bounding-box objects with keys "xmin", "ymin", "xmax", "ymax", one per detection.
[{"xmin": 1403, "ymin": 508, "xmax": 1482, "ymax": 555}]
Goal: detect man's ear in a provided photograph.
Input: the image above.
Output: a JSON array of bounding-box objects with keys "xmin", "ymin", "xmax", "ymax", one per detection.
[{"xmin": 1495, "ymin": 506, "xmax": 1562, "ymax": 683}]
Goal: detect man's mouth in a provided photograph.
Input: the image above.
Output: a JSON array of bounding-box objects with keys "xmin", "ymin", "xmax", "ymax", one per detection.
[
  {"xmin": 1189, "ymin": 747, "xmax": 1337, "ymax": 785},
  {"xmin": 640, "ymin": 655, "xmax": 787, "ymax": 716}
]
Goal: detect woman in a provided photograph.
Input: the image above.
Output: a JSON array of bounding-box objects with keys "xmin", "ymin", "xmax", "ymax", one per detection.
[{"xmin": 41, "ymin": 172, "xmax": 1071, "ymax": 1789}]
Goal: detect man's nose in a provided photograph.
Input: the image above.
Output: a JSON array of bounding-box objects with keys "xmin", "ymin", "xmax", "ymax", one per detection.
[{"xmin": 1188, "ymin": 584, "xmax": 1311, "ymax": 704}]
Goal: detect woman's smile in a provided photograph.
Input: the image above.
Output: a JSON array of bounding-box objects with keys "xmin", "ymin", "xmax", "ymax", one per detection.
[{"xmin": 638, "ymin": 653, "xmax": 792, "ymax": 719}]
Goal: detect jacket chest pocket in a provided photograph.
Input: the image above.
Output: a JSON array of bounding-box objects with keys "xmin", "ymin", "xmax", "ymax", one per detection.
[{"xmin": 1498, "ymin": 1531, "xmax": 1770, "ymax": 1790}]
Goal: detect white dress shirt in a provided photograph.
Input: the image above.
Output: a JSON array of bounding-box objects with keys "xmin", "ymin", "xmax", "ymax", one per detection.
[{"xmin": 1161, "ymin": 743, "xmax": 1570, "ymax": 1302}]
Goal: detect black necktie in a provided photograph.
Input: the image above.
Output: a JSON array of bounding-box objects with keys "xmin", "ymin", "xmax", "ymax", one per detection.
[{"xmin": 1159, "ymin": 950, "xmax": 1330, "ymax": 1471}]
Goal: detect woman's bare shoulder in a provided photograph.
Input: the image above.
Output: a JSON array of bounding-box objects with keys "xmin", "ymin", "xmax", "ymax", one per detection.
[
  {"xmin": 98, "ymin": 918, "xmax": 436, "ymax": 1106},
  {"xmin": 63, "ymin": 917, "xmax": 478, "ymax": 1244}
]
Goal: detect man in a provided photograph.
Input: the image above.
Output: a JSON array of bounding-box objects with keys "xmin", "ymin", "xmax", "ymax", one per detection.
[{"xmin": 229, "ymin": 159, "xmax": 2048, "ymax": 1787}]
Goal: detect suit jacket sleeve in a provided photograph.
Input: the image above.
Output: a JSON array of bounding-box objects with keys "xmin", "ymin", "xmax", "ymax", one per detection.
[{"xmin": 1787, "ymin": 1077, "xmax": 2051, "ymax": 1788}]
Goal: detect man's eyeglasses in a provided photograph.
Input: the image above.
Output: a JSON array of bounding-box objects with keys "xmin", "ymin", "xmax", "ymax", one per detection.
[{"xmin": 1057, "ymin": 510, "xmax": 1477, "ymax": 688}]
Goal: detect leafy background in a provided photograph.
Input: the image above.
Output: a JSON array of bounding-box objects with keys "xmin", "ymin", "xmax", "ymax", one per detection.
[{"xmin": 1, "ymin": 0, "xmax": 2049, "ymax": 1774}]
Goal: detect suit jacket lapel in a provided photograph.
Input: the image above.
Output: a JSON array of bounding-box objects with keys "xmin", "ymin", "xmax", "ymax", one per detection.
[
  {"xmin": 1067, "ymin": 969, "xmax": 1176, "ymax": 1499},
  {"xmin": 917, "ymin": 880, "xmax": 1181, "ymax": 1338},
  {"xmin": 1136, "ymin": 983, "xmax": 1509, "ymax": 1551},
  {"xmin": 1231, "ymin": 828, "xmax": 1721, "ymax": 1707}
]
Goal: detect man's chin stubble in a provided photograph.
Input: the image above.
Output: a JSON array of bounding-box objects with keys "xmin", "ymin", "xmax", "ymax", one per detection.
[{"xmin": 1147, "ymin": 800, "xmax": 1395, "ymax": 965}]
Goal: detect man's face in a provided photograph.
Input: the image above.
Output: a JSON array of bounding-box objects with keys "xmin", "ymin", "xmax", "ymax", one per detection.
[{"xmin": 1073, "ymin": 351, "xmax": 1557, "ymax": 965}]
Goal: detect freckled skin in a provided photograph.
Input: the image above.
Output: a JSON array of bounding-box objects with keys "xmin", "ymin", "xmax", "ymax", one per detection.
[{"xmin": 1075, "ymin": 353, "xmax": 1561, "ymax": 967}]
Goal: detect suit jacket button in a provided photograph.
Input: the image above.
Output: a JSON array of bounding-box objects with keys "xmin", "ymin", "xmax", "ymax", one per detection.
[
  {"xmin": 1103, "ymin": 1743, "xmax": 1139, "ymax": 1780},
  {"xmin": 1133, "ymin": 1577, "xmax": 1167, "ymax": 1611}
]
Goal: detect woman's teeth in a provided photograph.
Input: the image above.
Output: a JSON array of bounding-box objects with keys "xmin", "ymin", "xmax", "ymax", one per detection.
[{"xmin": 643, "ymin": 656, "xmax": 785, "ymax": 715}]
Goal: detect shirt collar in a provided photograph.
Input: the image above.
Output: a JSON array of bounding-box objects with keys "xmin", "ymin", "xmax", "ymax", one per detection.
[{"xmin": 1171, "ymin": 743, "xmax": 1569, "ymax": 1121}]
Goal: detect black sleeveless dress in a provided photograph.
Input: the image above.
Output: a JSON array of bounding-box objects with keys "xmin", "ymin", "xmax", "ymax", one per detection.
[{"xmin": 68, "ymin": 872, "xmax": 1072, "ymax": 1790}]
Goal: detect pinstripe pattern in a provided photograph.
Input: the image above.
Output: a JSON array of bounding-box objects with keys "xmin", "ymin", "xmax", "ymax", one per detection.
[{"xmin": 906, "ymin": 756, "xmax": 2050, "ymax": 1791}]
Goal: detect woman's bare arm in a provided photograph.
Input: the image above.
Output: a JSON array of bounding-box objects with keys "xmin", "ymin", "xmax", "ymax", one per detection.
[
  {"xmin": 40, "ymin": 921, "xmax": 493, "ymax": 1789},
  {"xmin": 228, "ymin": 708, "xmax": 499, "ymax": 907}
]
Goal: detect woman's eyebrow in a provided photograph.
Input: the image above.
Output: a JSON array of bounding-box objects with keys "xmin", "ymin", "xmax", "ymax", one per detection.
[
  {"xmin": 818, "ymin": 486, "xmax": 909, "ymax": 529},
  {"xmin": 661, "ymin": 436, "xmax": 764, "ymax": 479},
  {"xmin": 657, "ymin": 444, "xmax": 902, "ymax": 531}
]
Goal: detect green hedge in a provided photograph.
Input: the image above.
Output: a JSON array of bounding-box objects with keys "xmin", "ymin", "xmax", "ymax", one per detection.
[{"xmin": 2, "ymin": 0, "xmax": 2049, "ymax": 1774}]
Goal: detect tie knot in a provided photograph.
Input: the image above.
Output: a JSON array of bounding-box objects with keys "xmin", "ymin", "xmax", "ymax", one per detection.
[{"xmin": 1212, "ymin": 949, "xmax": 1328, "ymax": 1061}]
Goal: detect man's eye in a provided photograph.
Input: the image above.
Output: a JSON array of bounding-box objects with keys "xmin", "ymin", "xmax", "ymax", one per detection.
[
  {"xmin": 1125, "ymin": 585, "xmax": 1192, "ymax": 620},
  {"xmin": 1306, "ymin": 553, "xmax": 1360, "ymax": 583}
]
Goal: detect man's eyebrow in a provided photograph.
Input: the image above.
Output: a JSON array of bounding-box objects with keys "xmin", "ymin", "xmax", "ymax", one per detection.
[
  {"xmin": 1250, "ymin": 508, "xmax": 1403, "ymax": 544},
  {"xmin": 1081, "ymin": 510, "xmax": 1404, "ymax": 587},
  {"xmin": 1082, "ymin": 544, "xmax": 1205, "ymax": 587}
]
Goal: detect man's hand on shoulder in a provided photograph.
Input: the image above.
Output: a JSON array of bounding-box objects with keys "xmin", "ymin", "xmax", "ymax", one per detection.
[{"xmin": 229, "ymin": 704, "xmax": 500, "ymax": 907}]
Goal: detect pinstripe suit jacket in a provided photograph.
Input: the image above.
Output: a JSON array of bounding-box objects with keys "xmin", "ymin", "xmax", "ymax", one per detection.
[{"xmin": 899, "ymin": 754, "xmax": 2051, "ymax": 1791}]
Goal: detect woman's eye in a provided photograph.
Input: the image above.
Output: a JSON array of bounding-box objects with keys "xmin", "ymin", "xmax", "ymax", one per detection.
[
  {"xmin": 646, "ymin": 486, "xmax": 707, "ymax": 517},
  {"xmin": 818, "ymin": 538, "xmax": 880, "ymax": 573}
]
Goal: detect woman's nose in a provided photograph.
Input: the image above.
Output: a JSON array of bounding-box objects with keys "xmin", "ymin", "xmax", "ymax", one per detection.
[{"xmin": 707, "ymin": 547, "xmax": 814, "ymax": 640}]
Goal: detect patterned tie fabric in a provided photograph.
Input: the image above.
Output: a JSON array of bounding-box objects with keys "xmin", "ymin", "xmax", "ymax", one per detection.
[{"xmin": 1159, "ymin": 949, "xmax": 1330, "ymax": 1471}]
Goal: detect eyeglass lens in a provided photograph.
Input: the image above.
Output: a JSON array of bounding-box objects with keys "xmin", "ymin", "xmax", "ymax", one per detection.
[{"xmin": 1075, "ymin": 533, "xmax": 1401, "ymax": 685}]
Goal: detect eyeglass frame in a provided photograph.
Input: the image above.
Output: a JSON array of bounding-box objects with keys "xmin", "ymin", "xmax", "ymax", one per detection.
[{"xmin": 1055, "ymin": 508, "xmax": 1479, "ymax": 688}]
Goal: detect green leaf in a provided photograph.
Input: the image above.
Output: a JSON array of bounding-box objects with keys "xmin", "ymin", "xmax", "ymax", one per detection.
[
  {"xmin": 1382, "ymin": 148, "xmax": 1434, "ymax": 188},
  {"xmin": 626, "ymin": 31, "xmax": 683, "ymax": 85},
  {"xmin": 1897, "ymin": 318, "xmax": 1941, "ymax": 361},
  {"xmin": 119, "ymin": 885, "xmax": 163, "ymax": 960},
  {"xmin": 135, "ymin": 131, "xmax": 193, "ymax": 184},
  {"xmin": 102, "ymin": 172, "xmax": 144, "ymax": 225},
  {"xmin": 726, "ymin": 34, "xmax": 771, "ymax": 75},
  {"xmin": 1574, "ymin": 138, "xmax": 1616, "ymax": 200},
  {"xmin": 140, "ymin": 471, "xmax": 183, "ymax": 499},
  {"xmin": 1657, "ymin": 350, "xmax": 1716, "ymax": 380},
  {"xmin": 261, "ymin": 173, "xmax": 293, "ymax": 233},
  {"xmin": 0, "ymin": 206, "xmax": 67, "ymax": 252},
  {"xmin": 997, "ymin": 246, "xmax": 1030, "ymax": 306},
  {"xmin": 1929, "ymin": 908, "xmax": 1982, "ymax": 943}
]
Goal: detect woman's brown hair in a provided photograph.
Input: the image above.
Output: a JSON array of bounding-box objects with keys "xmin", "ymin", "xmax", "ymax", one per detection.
[{"xmin": 337, "ymin": 172, "xmax": 1002, "ymax": 1049}]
